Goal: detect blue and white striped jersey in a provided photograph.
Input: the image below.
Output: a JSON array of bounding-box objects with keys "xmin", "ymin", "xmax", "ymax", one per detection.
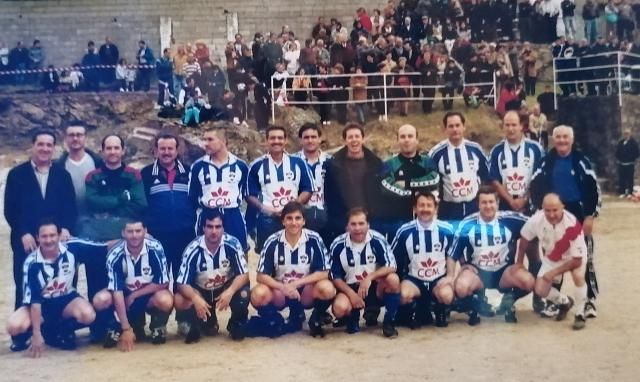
[
  {"xmin": 391, "ymin": 219, "xmax": 455, "ymax": 282},
  {"xmin": 22, "ymin": 238, "xmax": 109, "ymax": 305},
  {"xmin": 258, "ymin": 228, "xmax": 329, "ymax": 283},
  {"xmin": 248, "ymin": 153, "xmax": 314, "ymax": 211},
  {"xmin": 106, "ymin": 238, "xmax": 168, "ymax": 292},
  {"xmin": 489, "ymin": 138, "xmax": 544, "ymax": 198},
  {"xmin": 330, "ymin": 230, "xmax": 396, "ymax": 285},
  {"xmin": 188, "ymin": 153, "xmax": 248, "ymax": 209},
  {"xmin": 176, "ymin": 234, "xmax": 248, "ymax": 291},
  {"xmin": 451, "ymin": 211, "xmax": 528, "ymax": 272},
  {"xmin": 428, "ymin": 139, "xmax": 489, "ymax": 203},
  {"xmin": 295, "ymin": 150, "xmax": 331, "ymax": 210}
]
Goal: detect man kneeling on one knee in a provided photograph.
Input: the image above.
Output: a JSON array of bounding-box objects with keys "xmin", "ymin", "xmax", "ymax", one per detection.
[
  {"xmin": 174, "ymin": 210, "xmax": 250, "ymax": 343},
  {"xmin": 93, "ymin": 219, "xmax": 173, "ymax": 351}
]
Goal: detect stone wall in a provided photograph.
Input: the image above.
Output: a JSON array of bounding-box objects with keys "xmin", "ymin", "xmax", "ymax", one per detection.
[
  {"xmin": 557, "ymin": 94, "xmax": 640, "ymax": 190},
  {"xmin": 0, "ymin": 0, "xmax": 378, "ymax": 67}
]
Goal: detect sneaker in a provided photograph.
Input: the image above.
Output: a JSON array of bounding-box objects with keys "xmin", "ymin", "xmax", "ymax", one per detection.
[
  {"xmin": 573, "ymin": 314, "xmax": 586, "ymax": 330},
  {"xmin": 283, "ymin": 312, "xmax": 305, "ymax": 334},
  {"xmin": 233, "ymin": 117, "xmax": 240, "ymax": 125},
  {"xmin": 150, "ymin": 327, "xmax": 167, "ymax": 345},
  {"xmin": 185, "ymin": 324, "xmax": 201, "ymax": 344},
  {"xmin": 119, "ymin": 88, "xmax": 125, "ymax": 92},
  {"xmin": 56, "ymin": 330, "xmax": 77, "ymax": 350},
  {"xmin": 177, "ymin": 321, "xmax": 191, "ymax": 337},
  {"xmin": 619, "ymin": 194, "xmax": 626, "ymax": 199},
  {"xmin": 496, "ymin": 293, "xmax": 514, "ymax": 316},
  {"xmin": 201, "ymin": 317, "xmax": 219, "ymax": 336},
  {"xmin": 585, "ymin": 300, "xmax": 598, "ymax": 319},
  {"xmin": 228, "ymin": 321, "xmax": 246, "ymax": 341},
  {"xmin": 504, "ymin": 307, "xmax": 518, "ymax": 323},
  {"xmin": 133, "ymin": 326, "xmax": 147, "ymax": 342},
  {"xmin": 477, "ymin": 297, "xmax": 496, "ymax": 318},
  {"xmin": 532, "ymin": 295, "xmax": 546, "ymax": 314},
  {"xmin": 434, "ymin": 308, "xmax": 449, "ymax": 328},
  {"xmin": 467, "ymin": 311, "xmax": 481, "ymax": 326},
  {"xmin": 321, "ymin": 312, "xmax": 334, "ymax": 326},
  {"xmin": 382, "ymin": 322, "xmax": 398, "ymax": 338},
  {"xmin": 332, "ymin": 317, "xmax": 347, "ymax": 328},
  {"xmin": 363, "ymin": 308, "xmax": 380, "ymax": 327},
  {"xmin": 309, "ymin": 319, "xmax": 325, "ymax": 338},
  {"xmin": 346, "ymin": 316, "xmax": 360, "ymax": 334},
  {"xmin": 103, "ymin": 329, "xmax": 120, "ymax": 349},
  {"xmin": 10, "ymin": 338, "xmax": 31, "ymax": 352},
  {"xmin": 555, "ymin": 297, "xmax": 575, "ymax": 322},
  {"xmin": 540, "ymin": 301, "xmax": 559, "ymax": 318},
  {"xmin": 154, "ymin": 104, "xmax": 162, "ymax": 110}
]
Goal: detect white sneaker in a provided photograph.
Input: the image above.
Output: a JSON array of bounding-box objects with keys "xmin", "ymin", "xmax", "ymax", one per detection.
[
  {"xmin": 233, "ymin": 117, "xmax": 240, "ymax": 125},
  {"xmin": 154, "ymin": 104, "xmax": 162, "ymax": 110},
  {"xmin": 119, "ymin": 88, "xmax": 125, "ymax": 92},
  {"xmin": 619, "ymin": 194, "xmax": 626, "ymax": 199},
  {"xmin": 241, "ymin": 121, "xmax": 249, "ymax": 128},
  {"xmin": 540, "ymin": 301, "xmax": 559, "ymax": 318}
]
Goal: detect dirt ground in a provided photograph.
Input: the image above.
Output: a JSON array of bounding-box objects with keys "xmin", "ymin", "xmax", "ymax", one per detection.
[{"xmin": 0, "ymin": 180, "xmax": 638, "ymax": 381}]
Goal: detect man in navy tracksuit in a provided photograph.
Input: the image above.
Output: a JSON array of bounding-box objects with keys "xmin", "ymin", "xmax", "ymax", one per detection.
[{"xmin": 141, "ymin": 134, "xmax": 195, "ymax": 284}]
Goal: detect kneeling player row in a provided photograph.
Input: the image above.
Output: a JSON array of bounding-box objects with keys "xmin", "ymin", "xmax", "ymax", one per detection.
[{"xmin": 7, "ymin": 188, "xmax": 590, "ymax": 356}]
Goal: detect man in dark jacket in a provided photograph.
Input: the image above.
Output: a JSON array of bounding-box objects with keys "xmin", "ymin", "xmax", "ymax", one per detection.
[
  {"xmin": 141, "ymin": 134, "xmax": 195, "ymax": 284},
  {"xmin": 530, "ymin": 125, "xmax": 602, "ymax": 318},
  {"xmin": 156, "ymin": 48, "xmax": 174, "ymax": 108},
  {"xmin": 615, "ymin": 128, "xmax": 640, "ymax": 198},
  {"xmin": 98, "ymin": 37, "xmax": 119, "ymax": 85},
  {"xmin": 135, "ymin": 40, "xmax": 155, "ymax": 91},
  {"xmin": 4, "ymin": 129, "xmax": 77, "ymax": 309},
  {"xmin": 82, "ymin": 41, "xmax": 101, "ymax": 92},
  {"xmin": 324, "ymin": 123, "xmax": 384, "ymax": 242}
]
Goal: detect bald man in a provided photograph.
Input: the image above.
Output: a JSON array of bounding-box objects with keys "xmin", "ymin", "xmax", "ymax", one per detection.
[
  {"xmin": 530, "ymin": 125, "xmax": 601, "ymax": 319},
  {"xmin": 516, "ymin": 193, "xmax": 588, "ymax": 330},
  {"xmin": 376, "ymin": 124, "xmax": 440, "ymax": 326}
]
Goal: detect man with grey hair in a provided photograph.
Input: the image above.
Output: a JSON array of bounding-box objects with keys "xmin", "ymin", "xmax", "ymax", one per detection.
[{"xmin": 530, "ymin": 125, "xmax": 601, "ymax": 319}]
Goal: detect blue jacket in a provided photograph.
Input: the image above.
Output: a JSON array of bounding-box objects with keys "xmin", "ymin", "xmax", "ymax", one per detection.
[
  {"xmin": 156, "ymin": 57, "xmax": 173, "ymax": 82},
  {"xmin": 141, "ymin": 159, "xmax": 195, "ymax": 233}
]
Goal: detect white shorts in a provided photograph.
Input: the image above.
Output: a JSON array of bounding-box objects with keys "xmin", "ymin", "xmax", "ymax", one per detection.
[{"xmin": 538, "ymin": 256, "xmax": 586, "ymax": 283}]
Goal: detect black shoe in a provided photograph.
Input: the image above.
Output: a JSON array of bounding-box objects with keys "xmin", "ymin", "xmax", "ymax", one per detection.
[
  {"xmin": 103, "ymin": 329, "xmax": 120, "ymax": 348},
  {"xmin": 504, "ymin": 308, "xmax": 518, "ymax": 323},
  {"xmin": 477, "ymin": 298, "xmax": 496, "ymax": 318},
  {"xmin": 332, "ymin": 317, "xmax": 347, "ymax": 328},
  {"xmin": 309, "ymin": 319, "xmax": 325, "ymax": 338},
  {"xmin": 56, "ymin": 330, "xmax": 77, "ymax": 350},
  {"xmin": 434, "ymin": 309, "xmax": 449, "ymax": 328},
  {"xmin": 532, "ymin": 295, "xmax": 546, "ymax": 314},
  {"xmin": 150, "ymin": 327, "xmax": 167, "ymax": 345},
  {"xmin": 573, "ymin": 314, "xmax": 586, "ymax": 330},
  {"xmin": 321, "ymin": 311, "xmax": 334, "ymax": 326},
  {"xmin": 382, "ymin": 322, "xmax": 398, "ymax": 338},
  {"xmin": 185, "ymin": 323, "xmax": 201, "ymax": 344},
  {"xmin": 228, "ymin": 321, "xmax": 246, "ymax": 341},
  {"xmin": 556, "ymin": 297, "xmax": 574, "ymax": 322},
  {"xmin": 468, "ymin": 311, "xmax": 481, "ymax": 326},
  {"xmin": 201, "ymin": 318, "xmax": 219, "ymax": 337},
  {"xmin": 10, "ymin": 338, "xmax": 30, "ymax": 352},
  {"xmin": 133, "ymin": 326, "xmax": 147, "ymax": 342},
  {"xmin": 363, "ymin": 308, "xmax": 379, "ymax": 327}
]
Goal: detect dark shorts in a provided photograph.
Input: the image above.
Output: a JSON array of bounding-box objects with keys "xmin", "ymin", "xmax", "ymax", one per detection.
[
  {"xmin": 41, "ymin": 291, "xmax": 81, "ymax": 322},
  {"xmin": 476, "ymin": 266, "xmax": 508, "ymax": 290},
  {"xmin": 124, "ymin": 291, "xmax": 154, "ymax": 318},
  {"xmin": 193, "ymin": 281, "xmax": 250, "ymax": 304},
  {"xmin": 404, "ymin": 275, "xmax": 445, "ymax": 296},
  {"xmin": 439, "ymin": 200, "xmax": 479, "ymax": 225},
  {"xmin": 347, "ymin": 281, "xmax": 382, "ymax": 307}
]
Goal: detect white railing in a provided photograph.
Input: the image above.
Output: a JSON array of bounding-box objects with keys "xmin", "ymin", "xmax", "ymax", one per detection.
[
  {"xmin": 553, "ymin": 51, "xmax": 640, "ymax": 108},
  {"xmin": 269, "ymin": 70, "xmax": 498, "ymax": 122}
]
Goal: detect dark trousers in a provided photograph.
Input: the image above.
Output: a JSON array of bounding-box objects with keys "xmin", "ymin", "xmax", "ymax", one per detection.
[
  {"xmin": 10, "ymin": 233, "xmax": 26, "ymax": 309},
  {"xmin": 150, "ymin": 228, "xmax": 196, "ymax": 285},
  {"xmin": 136, "ymin": 68, "xmax": 152, "ymax": 91},
  {"xmin": 618, "ymin": 164, "xmax": 635, "ymax": 195},
  {"xmin": 422, "ymin": 88, "xmax": 435, "ymax": 113},
  {"xmin": 524, "ymin": 76, "xmax": 537, "ymax": 96}
]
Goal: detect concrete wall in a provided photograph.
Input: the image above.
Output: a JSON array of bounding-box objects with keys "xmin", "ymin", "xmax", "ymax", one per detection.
[{"xmin": 0, "ymin": 0, "xmax": 378, "ymax": 67}]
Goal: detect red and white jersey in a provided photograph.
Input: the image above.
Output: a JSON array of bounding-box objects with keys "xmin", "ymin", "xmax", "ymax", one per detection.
[{"xmin": 520, "ymin": 210, "xmax": 587, "ymax": 263}]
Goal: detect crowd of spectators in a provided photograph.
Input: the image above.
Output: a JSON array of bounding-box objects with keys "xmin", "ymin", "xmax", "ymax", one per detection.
[{"xmin": 1, "ymin": 0, "xmax": 639, "ymax": 128}]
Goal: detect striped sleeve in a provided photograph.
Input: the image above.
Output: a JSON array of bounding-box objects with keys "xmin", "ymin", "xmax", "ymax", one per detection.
[
  {"xmin": 176, "ymin": 241, "xmax": 200, "ymax": 285},
  {"xmin": 309, "ymin": 233, "xmax": 329, "ymax": 272},
  {"xmin": 106, "ymin": 246, "xmax": 125, "ymax": 291},
  {"xmin": 228, "ymin": 237, "xmax": 249, "ymax": 275},
  {"xmin": 372, "ymin": 232, "xmax": 396, "ymax": 269},
  {"xmin": 329, "ymin": 239, "xmax": 346, "ymax": 280},
  {"xmin": 21, "ymin": 253, "xmax": 37, "ymax": 305},
  {"xmin": 150, "ymin": 246, "xmax": 169, "ymax": 285},
  {"xmin": 257, "ymin": 234, "xmax": 278, "ymax": 275}
]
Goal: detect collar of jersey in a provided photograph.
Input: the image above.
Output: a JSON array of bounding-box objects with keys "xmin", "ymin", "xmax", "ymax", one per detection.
[
  {"xmin": 415, "ymin": 218, "xmax": 435, "ymax": 231},
  {"xmin": 198, "ymin": 235, "xmax": 223, "ymax": 257},
  {"xmin": 35, "ymin": 243, "xmax": 67, "ymax": 263},
  {"xmin": 297, "ymin": 150, "xmax": 328, "ymax": 164},
  {"xmin": 124, "ymin": 241, "xmax": 148, "ymax": 261},
  {"xmin": 204, "ymin": 153, "xmax": 238, "ymax": 168},
  {"xmin": 278, "ymin": 229, "xmax": 309, "ymax": 250}
]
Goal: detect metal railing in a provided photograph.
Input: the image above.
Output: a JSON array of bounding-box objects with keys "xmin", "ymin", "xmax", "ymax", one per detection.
[
  {"xmin": 553, "ymin": 51, "xmax": 640, "ymax": 108},
  {"xmin": 269, "ymin": 70, "xmax": 498, "ymax": 122}
]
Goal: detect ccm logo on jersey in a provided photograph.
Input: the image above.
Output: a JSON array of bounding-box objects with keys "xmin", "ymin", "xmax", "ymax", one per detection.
[
  {"xmin": 418, "ymin": 258, "xmax": 441, "ymax": 278},
  {"xmin": 208, "ymin": 187, "xmax": 232, "ymax": 207},
  {"xmin": 506, "ymin": 172, "xmax": 526, "ymax": 193},
  {"xmin": 452, "ymin": 178, "xmax": 473, "ymax": 198},
  {"xmin": 271, "ymin": 187, "xmax": 295, "ymax": 208}
]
